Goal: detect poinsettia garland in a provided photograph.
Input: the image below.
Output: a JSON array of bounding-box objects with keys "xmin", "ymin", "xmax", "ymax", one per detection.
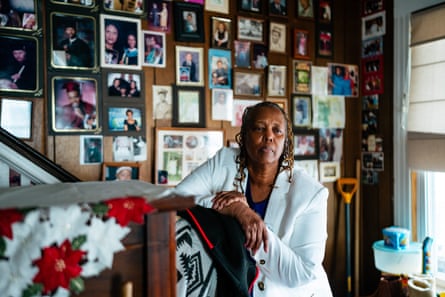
[{"xmin": 0, "ymin": 197, "xmax": 156, "ymax": 297}]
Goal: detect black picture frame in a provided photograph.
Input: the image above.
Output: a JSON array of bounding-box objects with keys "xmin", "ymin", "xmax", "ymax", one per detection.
[
  {"xmin": 50, "ymin": 0, "xmax": 97, "ymax": 9},
  {"xmin": 173, "ymin": 2, "xmax": 204, "ymax": 43},
  {"xmin": 49, "ymin": 11, "xmax": 97, "ymax": 71},
  {"xmin": 172, "ymin": 86, "xmax": 205, "ymax": 128},
  {"xmin": 317, "ymin": 0, "xmax": 332, "ymax": 24},
  {"xmin": 0, "ymin": 34, "xmax": 42, "ymax": 97},
  {"xmin": 293, "ymin": 128, "xmax": 319, "ymax": 160},
  {"xmin": 102, "ymin": 103, "xmax": 145, "ymax": 136},
  {"xmin": 103, "ymin": 69, "xmax": 145, "ymax": 101},
  {"xmin": 48, "ymin": 73, "xmax": 101, "ymax": 135},
  {"xmin": 239, "ymin": 0, "xmax": 262, "ymax": 14},
  {"xmin": 316, "ymin": 24, "xmax": 333, "ymax": 58},
  {"xmin": 0, "ymin": 0, "xmax": 40, "ymax": 32},
  {"xmin": 268, "ymin": 0, "xmax": 287, "ymax": 17}
]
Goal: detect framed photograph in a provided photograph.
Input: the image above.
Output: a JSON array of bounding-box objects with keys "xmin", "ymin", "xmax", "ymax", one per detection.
[
  {"xmin": 80, "ymin": 135, "xmax": 103, "ymax": 165},
  {"xmin": 155, "ymin": 127, "xmax": 224, "ymax": 186},
  {"xmin": 237, "ymin": 16, "xmax": 264, "ymax": 43},
  {"xmin": 269, "ymin": 22, "xmax": 287, "ymax": 54},
  {"xmin": 173, "ymin": 2, "xmax": 204, "ymax": 43},
  {"xmin": 269, "ymin": 0, "xmax": 287, "ymax": 16},
  {"xmin": 362, "ymin": 11, "xmax": 386, "ymax": 40},
  {"xmin": 363, "ymin": 73, "xmax": 384, "ymax": 95},
  {"xmin": 49, "ymin": 12, "xmax": 96, "ymax": 70},
  {"xmin": 232, "ymin": 99, "xmax": 261, "ymax": 127},
  {"xmin": 102, "ymin": 162, "xmax": 141, "ymax": 181},
  {"xmin": 362, "ymin": 55, "xmax": 384, "ymax": 76},
  {"xmin": 175, "ymin": 45, "xmax": 204, "ymax": 86},
  {"xmin": 252, "ymin": 44, "xmax": 268, "ymax": 69},
  {"xmin": 103, "ymin": 105, "xmax": 144, "ymax": 136},
  {"xmin": 291, "ymin": 95, "xmax": 312, "ymax": 128},
  {"xmin": 362, "ymin": 0, "xmax": 384, "ymax": 16},
  {"xmin": 239, "ymin": 0, "xmax": 261, "ymax": 13},
  {"xmin": 147, "ymin": 1, "xmax": 172, "ymax": 33},
  {"xmin": 211, "ymin": 17, "xmax": 231, "ymax": 49},
  {"xmin": 234, "ymin": 40, "xmax": 251, "ymax": 68},
  {"xmin": 318, "ymin": 0, "xmax": 332, "ymax": 23},
  {"xmin": 362, "ymin": 152, "xmax": 384, "ymax": 171},
  {"xmin": 293, "ymin": 129, "xmax": 319, "ymax": 160},
  {"xmin": 49, "ymin": 75, "xmax": 100, "ymax": 135},
  {"xmin": 327, "ymin": 62, "xmax": 359, "ymax": 97},
  {"xmin": 296, "ymin": 160, "xmax": 319, "ymax": 181},
  {"xmin": 0, "ymin": 98, "xmax": 32, "ymax": 140},
  {"xmin": 363, "ymin": 94, "xmax": 379, "ymax": 110},
  {"xmin": 152, "ymin": 85, "xmax": 172, "ymax": 120},
  {"xmin": 317, "ymin": 25, "xmax": 333, "ymax": 57},
  {"xmin": 100, "ymin": 14, "xmax": 142, "ymax": 69},
  {"xmin": 0, "ymin": 34, "xmax": 41, "ymax": 96},
  {"xmin": 294, "ymin": 29, "xmax": 310, "ymax": 60},
  {"xmin": 212, "ymin": 88, "xmax": 233, "ymax": 121},
  {"xmin": 297, "ymin": 0, "xmax": 314, "ymax": 18},
  {"xmin": 206, "ymin": 0, "xmax": 229, "ymax": 14},
  {"xmin": 142, "ymin": 30, "xmax": 165, "ymax": 68},
  {"xmin": 103, "ymin": 70, "xmax": 144, "ymax": 99},
  {"xmin": 362, "ymin": 36, "xmax": 383, "ymax": 58},
  {"xmin": 319, "ymin": 127, "xmax": 344, "ymax": 162},
  {"xmin": 267, "ymin": 65, "xmax": 287, "ymax": 97},
  {"xmin": 0, "ymin": 0, "xmax": 38, "ymax": 31},
  {"xmin": 103, "ymin": 0, "xmax": 144, "ymax": 15},
  {"xmin": 319, "ymin": 161, "xmax": 340, "ymax": 183},
  {"xmin": 172, "ymin": 86, "xmax": 205, "ymax": 128},
  {"xmin": 50, "ymin": 0, "xmax": 96, "ymax": 9},
  {"xmin": 208, "ymin": 48, "xmax": 232, "ymax": 89},
  {"xmin": 234, "ymin": 71, "xmax": 262, "ymax": 97},
  {"xmin": 293, "ymin": 60, "xmax": 312, "ymax": 94},
  {"xmin": 311, "ymin": 65, "xmax": 328, "ymax": 95},
  {"xmin": 267, "ymin": 97, "xmax": 288, "ymax": 114}
]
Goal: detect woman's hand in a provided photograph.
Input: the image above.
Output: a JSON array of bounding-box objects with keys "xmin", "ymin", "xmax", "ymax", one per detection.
[
  {"xmin": 212, "ymin": 193, "xmax": 268, "ymax": 254},
  {"xmin": 212, "ymin": 191, "xmax": 248, "ymax": 210}
]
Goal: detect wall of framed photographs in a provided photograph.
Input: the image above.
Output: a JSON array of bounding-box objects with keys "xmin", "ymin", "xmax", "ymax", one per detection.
[{"xmin": 0, "ymin": 0, "xmax": 395, "ymax": 295}]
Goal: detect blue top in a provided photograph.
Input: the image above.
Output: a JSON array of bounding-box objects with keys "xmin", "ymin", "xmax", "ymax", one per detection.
[{"xmin": 246, "ymin": 177, "xmax": 270, "ymax": 219}]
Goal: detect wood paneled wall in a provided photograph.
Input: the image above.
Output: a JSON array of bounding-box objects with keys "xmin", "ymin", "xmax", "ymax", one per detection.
[{"xmin": 20, "ymin": 0, "xmax": 395, "ymax": 296}]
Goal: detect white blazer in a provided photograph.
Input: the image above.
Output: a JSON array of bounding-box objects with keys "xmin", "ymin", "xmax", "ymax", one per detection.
[{"xmin": 175, "ymin": 147, "xmax": 333, "ymax": 297}]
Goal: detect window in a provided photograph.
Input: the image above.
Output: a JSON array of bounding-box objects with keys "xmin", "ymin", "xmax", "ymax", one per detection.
[{"xmin": 414, "ymin": 171, "xmax": 445, "ymax": 285}]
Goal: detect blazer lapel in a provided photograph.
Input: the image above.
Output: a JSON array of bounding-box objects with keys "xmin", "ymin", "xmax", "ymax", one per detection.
[{"xmin": 263, "ymin": 172, "xmax": 290, "ymax": 234}]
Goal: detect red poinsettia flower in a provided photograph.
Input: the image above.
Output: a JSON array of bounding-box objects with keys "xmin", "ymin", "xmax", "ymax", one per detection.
[
  {"xmin": 33, "ymin": 239, "xmax": 86, "ymax": 294},
  {"xmin": 104, "ymin": 197, "xmax": 156, "ymax": 226},
  {"xmin": 0, "ymin": 208, "xmax": 23, "ymax": 239}
]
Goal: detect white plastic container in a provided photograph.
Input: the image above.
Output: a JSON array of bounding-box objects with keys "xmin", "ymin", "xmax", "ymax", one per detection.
[{"xmin": 373, "ymin": 240, "xmax": 422, "ymax": 274}]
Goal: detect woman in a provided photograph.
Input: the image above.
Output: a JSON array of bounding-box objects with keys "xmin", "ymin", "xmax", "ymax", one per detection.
[
  {"xmin": 127, "ymin": 80, "xmax": 140, "ymax": 97},
  {"xmin": 123, "ymin": 109, "xmax": 140, "ymax": 131},
  {"xmin": 120, "ymin": 33, "xmax": 138, "ymax": 65},
  {"xmin": 104, "ymin": 22, "xmax": 120, "ymax": 64},
  {"xmin": 175, "ymin": 101, "xmax": 332, "ymax": 296}
]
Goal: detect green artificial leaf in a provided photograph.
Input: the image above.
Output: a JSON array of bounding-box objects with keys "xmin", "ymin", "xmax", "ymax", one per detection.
[{"xmin": 70, "ymin": 277, "xmax": 85, "ymax": 294}]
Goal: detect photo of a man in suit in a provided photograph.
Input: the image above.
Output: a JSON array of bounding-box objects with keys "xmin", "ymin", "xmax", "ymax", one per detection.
[
  {"xmin": 59, "ymin": 20, "xmax": 93, "ymax": 68},
  {"xmin": 269, "ymin": 0, "xmax": 286, "ymax": 16}
]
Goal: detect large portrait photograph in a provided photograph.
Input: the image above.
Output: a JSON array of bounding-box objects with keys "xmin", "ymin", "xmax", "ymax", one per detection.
[
  {"xmin": 50, "ymin": 75, "xmax": 99, "ymax": 134},
  {"xmin": 0, "ymin": 0, "xmax": 38, "ymax": 31},
  {"xmin": 50, "ymin": 12, "xmax": 96, "ymax": 70},
  {"xmin": 100, "ymin": 14, "xmax": 142, "ymax": 69},
  {"xmin": 0, "ymin": 35, "xmax": 40, "ymax": 96}
]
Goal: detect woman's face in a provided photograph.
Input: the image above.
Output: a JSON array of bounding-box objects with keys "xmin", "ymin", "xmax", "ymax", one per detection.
[
  {"xmin": 244, "ymin": 106, "xmax": 286, "ymax": 167},
  {"xmin": 127, "ymin": 34, "xmax": 136, "ymax": 48},
  {"xmin": 105, "ymin": 24, "xmax": 118, "ymax": 46}
]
